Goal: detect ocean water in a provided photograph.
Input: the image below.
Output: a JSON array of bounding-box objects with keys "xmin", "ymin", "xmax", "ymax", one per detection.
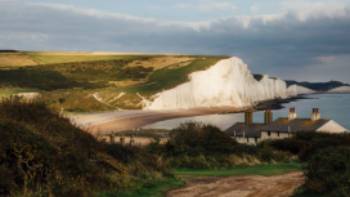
[{"xmin": 143, "ymin": 94, "xmax": 350, "ymax": 131}]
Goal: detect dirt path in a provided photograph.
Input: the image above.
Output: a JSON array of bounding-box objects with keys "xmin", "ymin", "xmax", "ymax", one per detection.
[{"xmin": 167, "ymin": 172, "xmax": 304, "ymax": 197}]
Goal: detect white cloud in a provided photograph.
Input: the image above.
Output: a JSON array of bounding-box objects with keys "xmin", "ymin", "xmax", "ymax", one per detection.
[
  {"xmin": 280, "ymin": 0, "xmax": 350, "ymax": 21},
  {"xmin": 316, "ymin": 56, "xmax": 337, "ymax": 64},
  {"xmin": 0, "ymin": 1, "xmax": 350, "ymax": 82},
  {"xmin": 175, "ymin": 0, "xmax": 237, "ymax": 13},
  {"xmin": 31, "ymin": 2, "xmax": 158, "ymax": 23}
]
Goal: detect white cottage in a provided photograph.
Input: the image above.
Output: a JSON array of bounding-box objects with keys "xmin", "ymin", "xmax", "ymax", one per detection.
[{"xmin": 226, "ymin": 108, "xmax": 348, "ymax": 145}]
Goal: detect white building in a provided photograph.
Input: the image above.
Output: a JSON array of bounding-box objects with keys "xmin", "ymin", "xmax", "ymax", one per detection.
[{"xmin": 226, "ymin": 108, "xmax": 348, "ymax": 145}]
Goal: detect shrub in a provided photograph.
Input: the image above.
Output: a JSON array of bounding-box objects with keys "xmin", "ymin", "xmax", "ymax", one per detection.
[
  {"xmin": 305, "ymin": 146, "xmax": 350, "ymax": 196},
  {"xmin": 268, "ymin": 132, "xmax": 350, "ymax": 161},
  {"xmin": 0, "ymin": 99, "xmax": 169, "ymax": 196},
  {"xmin": 166, "ymin": 123, "xmax": 238, "ymax": 156}
]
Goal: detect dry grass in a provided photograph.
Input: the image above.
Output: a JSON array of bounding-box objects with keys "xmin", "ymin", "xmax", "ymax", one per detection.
[
  {"xmin": 126, "ymin": 56, "xmax": 195, "ymax": 69},
  {"xmin": 0, "ymin": 53, "xmax": 37, "ymax": 67},
  {"xmin": 28, "ymin": 52, "xmax": 133, "ymax": 64},
  {"xmin": 108, "ymin": 80, "xmax": 145, "ymax": 87}
]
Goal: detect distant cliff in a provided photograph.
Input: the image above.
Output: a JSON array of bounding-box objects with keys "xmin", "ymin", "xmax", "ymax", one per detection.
[{"xmin": 286, "ymin": 80, "xmax": 349, "ymax": 92}]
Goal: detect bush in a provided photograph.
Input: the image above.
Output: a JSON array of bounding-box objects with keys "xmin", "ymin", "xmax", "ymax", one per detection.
[
  {"xmin": 0, "ymin": 99, "xmax": 170, "ymax": 196},
  {"xmin": 165, "ymin": 123, "xmax": 238, "ymax": 156},
  {"xmin": 305, "ymin": 146, "xmax": 350, "ymax": 196},
  {"xmin": 268, "ymin": 132, "xmax": 350, "ymax": 161},
  {"xmin": 162, "ymin": 123, "xmax": 283, "ymax": 169}
]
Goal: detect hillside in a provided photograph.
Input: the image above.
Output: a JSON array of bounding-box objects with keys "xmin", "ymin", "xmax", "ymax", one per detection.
[
  {"xmin": 286, "ymin": 80, "xmax": 349, "ymax": 92},
  {"xmin": 0, "ymin": 52, "xmax": 226, "ymax": 111},
  {"xmin": 0, "ymin": 99, "xmax": 168, "ymax": 196},
  {"xmin": 1, "ymin": 52, "xmax": 346, "ymax": 112}
]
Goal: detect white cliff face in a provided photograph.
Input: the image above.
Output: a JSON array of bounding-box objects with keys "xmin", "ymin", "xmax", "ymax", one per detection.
[
  {"xmin": 287, "ymin": 84, "xmax": 315, "ymax": 96},
  {"xmin": 328, "ymin": 86, "xmax": 350, "ymax": 93},
  {"xmin": 145, "ymin": 57, "xmax": 309, "ymax": 110}
]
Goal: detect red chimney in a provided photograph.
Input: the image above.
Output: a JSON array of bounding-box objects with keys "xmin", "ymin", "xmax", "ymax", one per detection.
[
  {"xmin": 288, "ymin": 107, "xmax": 297, "ymax": 120},
  {"xmin": 264, "ymin": 110, "xmax": 273, "ymax": 124},
  {"xmin": 245, "ymin": 111, "xmax": 253, "ymax": 125},
  {"xmin": 311, "ymin": 108, "xmax": 320, "ymax": 121}
]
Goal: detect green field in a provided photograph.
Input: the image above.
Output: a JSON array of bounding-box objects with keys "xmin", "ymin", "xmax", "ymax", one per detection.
[
  {"xmin": 0, "ymin": 52, "xmax": 226, "ymax": 111},
  {"xmin": 103, "ymin": 177, "xmax": 184, "ymax": 197},
  {"xmin": 109, "ymin": 163, "xmax": 302, "ymax": 197},
  {"xmin": 0, "ymin": 51, "xmax": 137, "ymax": 67}
]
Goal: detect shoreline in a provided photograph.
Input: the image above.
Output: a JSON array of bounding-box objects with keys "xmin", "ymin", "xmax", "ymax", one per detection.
[
  {"xmin": 70, "ymin": 95, "xmax": 317, "ymax": 136},
  {"xmin": 69, "ymin": 106, "xmax": 249, "ymax": 136}
]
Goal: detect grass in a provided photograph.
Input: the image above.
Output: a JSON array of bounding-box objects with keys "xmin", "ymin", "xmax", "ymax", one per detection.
[
  {"xmin": 127, "ymin": 57, "xmax": 223, "ymax": 94},
  {"xmin": 101, "ymin": 177, "xmax": 184, "ymax": 197},
  {"xmin": 0, "ymin": 68, "xmax": 86, "ymax": 90},
  {"xmin": 174, "ymin": 163, "xmax": 302, "ymax": 177},
  {"xmin": 0, "ymin": 52, "xmax": 144, "ymax": 67},
  {"xmin": 103, "ymin": 163, "xmax": 302, "ymax": 197},
  {"xmin": 0, "ymin": 87, "xmax": 36, "ymax": 98},
  {"xmin": 0, "ymin": 52, "xmax": 227, "ymax": 110}
]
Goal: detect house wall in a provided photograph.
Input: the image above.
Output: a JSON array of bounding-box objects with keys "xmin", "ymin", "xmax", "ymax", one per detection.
[
  {"xmin": 261, "ymin": 131, "xmax": 290, "ymax": 140},
  {"xmin": 232, "ymin": 131, "xmax": 290, "ymax": 145},
  {"xmin": 234, "ymin": 137, "xmax": 260, "ymax": 145},
  {"xmin": 317, "ymin": 120, "xmax": 347, "ymax": 133},
  {"xmin": 98, "ymin": 135, "xmax": 168, "ymax": 146}
]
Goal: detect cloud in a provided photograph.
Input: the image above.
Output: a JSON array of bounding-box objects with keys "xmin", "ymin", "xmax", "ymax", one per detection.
[
  {"xmin": 175, "ymin": 0, "xmax": 237, "ymax": 13},
  {"xmin": 280, "ymin": 0, "xmax": 350, "ymax": 21},
  {"xmin": 0, "ymin": 1, "xmax": 349, "ymax": 82}
]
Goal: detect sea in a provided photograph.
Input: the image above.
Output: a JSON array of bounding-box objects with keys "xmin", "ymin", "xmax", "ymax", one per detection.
[{"xmin": 143, "ymin": 94, "xmax": 350, "ymax": 131}]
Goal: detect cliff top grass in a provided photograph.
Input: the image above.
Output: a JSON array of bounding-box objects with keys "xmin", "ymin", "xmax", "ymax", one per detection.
[{"xmin": 0, "ymin": 51, "xmax": 227, "ymax": 111}]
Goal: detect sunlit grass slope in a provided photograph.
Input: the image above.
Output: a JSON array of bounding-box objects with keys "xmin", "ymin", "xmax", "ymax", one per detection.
[{"xmin": 0, "ymin": 52, "xmax": 227, "ymax": 111}]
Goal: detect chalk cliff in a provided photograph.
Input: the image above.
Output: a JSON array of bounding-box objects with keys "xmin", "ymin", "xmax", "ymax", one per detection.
[{"xmin": 145, "ymin": 57, "xmax": 313, "ymax": 110}]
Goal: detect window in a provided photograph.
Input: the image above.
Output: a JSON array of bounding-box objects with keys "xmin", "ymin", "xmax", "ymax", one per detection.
[
  {"xmin": 267, "ymin": 131, "xmax": 271, "ymax": 137},
  {"xmin": 277, "ymin": 132, "xmax": 280, "ymax": 137}
]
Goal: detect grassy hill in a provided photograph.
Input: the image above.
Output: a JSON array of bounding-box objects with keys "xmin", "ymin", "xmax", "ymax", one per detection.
[
  {"xmin": 0, "ymin": 52, "xmax": 227, "ymax": 111},
  {"xmin": 0, "ymin": 99, "xmax": 170, "ymax": 196}
]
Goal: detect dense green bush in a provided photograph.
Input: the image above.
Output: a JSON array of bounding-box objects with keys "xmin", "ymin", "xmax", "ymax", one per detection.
[
  {"xmin": 165, "ymin": 123, "xmax": 239, "ymax": 156},
  {"xmin": 305, "ymin": 146, "xmax": 350, "ymax": 197},
  {"xmin": 0, "ymin": 99, "xmax": 168, "ymax": 196},
  {"xmin": 162, "ymin": 123, "xmax": 292, "ymax": 168},
  {"xmin": 268, "ymin": 132, "xmax": 350, "ymax": 161}
]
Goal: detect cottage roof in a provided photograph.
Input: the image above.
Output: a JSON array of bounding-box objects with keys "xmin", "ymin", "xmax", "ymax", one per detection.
[
  {"xmin": 226, "ymin": 118, "xmax": 331, "ymax": 137},
  {"xmin": 226, "ymin": 123, "xmax": 265, "ymax": 138},
  {"xmin": 265, "ymin": 118, "xmax": 330, "ymax": 132}
]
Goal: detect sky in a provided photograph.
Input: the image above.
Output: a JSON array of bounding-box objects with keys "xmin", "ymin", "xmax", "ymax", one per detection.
[{"xmin": 1, "ymin": 0, "xmax": 350, "ymax": 82}]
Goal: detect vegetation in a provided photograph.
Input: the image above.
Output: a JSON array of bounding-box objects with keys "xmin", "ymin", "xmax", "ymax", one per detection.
[
  {"xmin": 127, "ymin": 57, "xmax": 223, "ymax": 93},
  {"xmin": 102, "ymin": 177, "xmax": 184, "ymax": 197},
  {"xmin": 174, "ymin": 163, "xmax": 301, "ymax": 177},
  {"xmin": 265, "ymin": 132, "xmax": 350, "ymax": 197},
  {"xmin": 0, "ymin": 52, "xmax": 225, "ymax": 111},
  {"xmin": 155, "ymin": 123, "xmax": 294, "ymax": 169},
  {"xmin": 0, "ymin": 103, "xmax": 306, "ymax": 197},
  {"xmin": 0, "ymin": 99, "xmax": 169, "ymax": 196},
  {"xmin": 304, "ymin": 146, "xmax": 350, "ymax": 197},
  {"xmin": 267, "ymin": 132, "xmax": 350, "ymax": 161},
  {"xmin": 0, "ymin": 52, "xmax": 135, "ymax": 67},
  {"xmin": 286, "ymin": 80, "xmax": 349, "ymax": 91}
]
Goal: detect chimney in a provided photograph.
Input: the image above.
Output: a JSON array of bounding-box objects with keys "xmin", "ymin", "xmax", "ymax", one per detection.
[
  {"xmin": 288, "ymin": 107, "xmax": 297, "ymax": 121},
  {"xmin": 311, "ymin": 108, "xmax": 320, "ymax": 121},
  {"xmin": 245, "ymin": 111, "xmax": 253, "ymax": 125},
  {"xmin": 264, "ymin": 110, "xmax": 273, "ymax": 124}
]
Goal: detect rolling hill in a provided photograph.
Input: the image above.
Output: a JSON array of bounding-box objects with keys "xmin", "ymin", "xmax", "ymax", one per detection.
[
  {"xmin": 1, "ymin": 51, "xmax": 348, "ymax": 112},
  {"xmin": 0, "ymin": 51, "xmax": 227, "ymax": 111}
]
